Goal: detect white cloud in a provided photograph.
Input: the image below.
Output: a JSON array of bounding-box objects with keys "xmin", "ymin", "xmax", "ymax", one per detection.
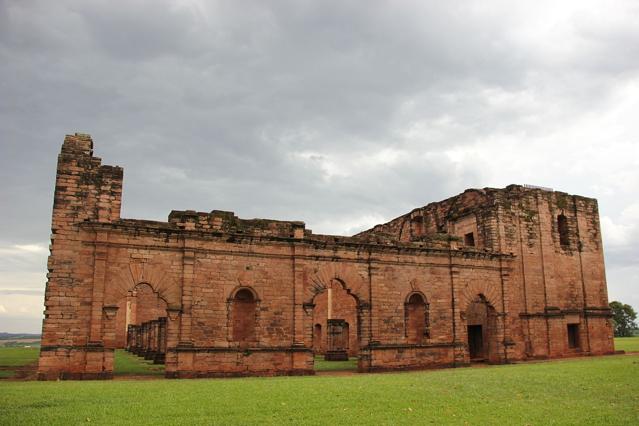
[
  {"xmin": 601, "ymin": 216, "xmax": 633, "ymax": 248},
  {"xmin": 0, "ymin": 243, "xmax": 48, "ymax": 256},
  {"xmin": 313, "ymin": 213, "xmax": 388, "ymax": 236},
  {"xmin": 0, "ymin": 294, "xmax": 43, "ymax": 319}
]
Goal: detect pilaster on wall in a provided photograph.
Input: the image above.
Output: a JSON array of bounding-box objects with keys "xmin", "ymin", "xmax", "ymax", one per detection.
[
  {"xmin": 494, "ymin": 203, "xmax": 516, "ymax": 362},
  {"xmin": 89, "ymin": 232, "xmax": 109, "ymax": 343},
  {"xmin": 449, "ymin": 264, "xmax": 465, "ymax": 365},
  {"xmin": 356, "ymin": 302, "xmax": 372, "ymax": 372},
  {"xmin": 358, "ymin": 254, "xmax": 377, "ymax": 372},
  {"xmin": 291, "ymin": 246, "xmax": 305, "ymax": 347},
  {"xmin": 179, "ymin": 239, "xmax": 195, "ymax": 347},
  {"xmin": 365, "ymin": 254, "xmax": 376, "ymax": 349},
  {"xmin": 102, "ymin": 306, "xmax": 119, "ymax": 348},
  {"xmin": 164, "ymin": 308, "xmax": 181, "ymax": 375}
]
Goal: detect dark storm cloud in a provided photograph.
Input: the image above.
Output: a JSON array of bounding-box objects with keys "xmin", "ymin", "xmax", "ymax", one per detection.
[
  {"xmin": 1, "ymin": 1, "xmax": 638, "ymax": 330},
  {"xmin": 1, "ymin": 1, "xmax": 515, "ymax": 230}
]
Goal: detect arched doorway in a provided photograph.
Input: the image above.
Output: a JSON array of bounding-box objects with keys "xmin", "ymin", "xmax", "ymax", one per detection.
[
  {"xmin": 311, "ymin": 279, "xmax": 359, "ymax": 367},
  {"xmin": 114, "ymin": 283, "xmax": 168, "ymax": 364},
  {"xmin": 465, "ymin": 295, "xmax": 498, "ymax": 362}
]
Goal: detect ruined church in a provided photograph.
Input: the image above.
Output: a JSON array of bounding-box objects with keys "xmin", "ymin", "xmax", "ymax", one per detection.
[{"xmin": 38, "ymin": 134, "xmax": 615, "ymax": 379}]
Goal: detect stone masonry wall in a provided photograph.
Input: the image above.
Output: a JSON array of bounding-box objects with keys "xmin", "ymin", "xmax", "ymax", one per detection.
[
  {"xmin": 38, "ymin": 134, "xmax": 123, "ymax": 380},
  {"xmin": 37, "ymin": 134, "xmax": 614, "ymax": 380},
  {"xmin": 358, "ymin": 185, "xmax": 615, "ymax": 360}
]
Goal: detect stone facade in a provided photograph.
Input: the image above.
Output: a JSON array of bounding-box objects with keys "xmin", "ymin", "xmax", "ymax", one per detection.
[{"xmin": 37, "ymin": 134, "xmax": 615, "ymax": 380}]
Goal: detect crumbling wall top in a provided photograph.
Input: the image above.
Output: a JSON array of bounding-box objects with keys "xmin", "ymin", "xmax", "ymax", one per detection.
[{"xmin": 167, "ymin": 209, "xmax": 305, "ymax": 237}]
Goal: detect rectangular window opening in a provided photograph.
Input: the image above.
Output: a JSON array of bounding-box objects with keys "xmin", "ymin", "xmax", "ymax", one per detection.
[
  {"xmin": 567, "ymin": 324, "xmax": 580, "ymax": 349},
  {"xmin": 464, "ymin": 232, "xmax": 475, "ymax": 247},
  {"xmin": 558, "ymin": 214, "xmax": 570, "ymax": 247}
]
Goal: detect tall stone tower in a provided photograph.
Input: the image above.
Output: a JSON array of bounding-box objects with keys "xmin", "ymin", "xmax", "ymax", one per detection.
[{"xmin": 38, "ymin": 134, "xmax": 123, "ymax": 379}]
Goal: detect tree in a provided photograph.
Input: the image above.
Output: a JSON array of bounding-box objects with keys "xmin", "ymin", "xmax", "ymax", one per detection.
[{"xmin": 609, "ymin": 301, "xmax": 638, "ymax": 337}]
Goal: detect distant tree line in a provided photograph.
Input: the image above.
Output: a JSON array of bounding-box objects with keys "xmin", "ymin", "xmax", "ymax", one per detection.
[
  {"xmin": 609, "ymin": 301, "xmax": 638, "ymax": 337},
  {"xmin": 0, "ymin": 333, "xmax": 41, "ymax": 340}
]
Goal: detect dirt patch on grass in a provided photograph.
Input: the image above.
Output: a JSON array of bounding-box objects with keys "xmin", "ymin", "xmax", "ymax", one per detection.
[
  {"xmin": 0, "ymin": 362, "xmax": 38, "ymax": 380},
  {"xmin": 113, "ymin": 374, "xmax": 166, "ymax": 381}
]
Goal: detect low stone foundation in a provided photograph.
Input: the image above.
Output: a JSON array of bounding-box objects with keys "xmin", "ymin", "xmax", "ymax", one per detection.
[{"xmin": 164, "ymin": 347, "xmax": 314, "ymax": 378}]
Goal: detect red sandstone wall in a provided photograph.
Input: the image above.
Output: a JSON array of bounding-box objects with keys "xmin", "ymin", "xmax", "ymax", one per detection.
[
  {"xmin": 39, "ymin": 135, "xmax": 613, "ymax": 380},
  {"xmin": 493, "ymin": 188, "xmax": 614, "ymax": 358},
  {"xmin": 358, "ymin": 185, "xmax": 614, "ymax": 360},
  {"xmin": 39, "ymin": 134, "xmax": 123, "ymax": 379}
]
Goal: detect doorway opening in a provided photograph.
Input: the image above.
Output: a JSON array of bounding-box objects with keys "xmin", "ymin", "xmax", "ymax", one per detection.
[
  {"xmin": 567, "ymin": 324, "xmax": 580, "ymax": 350},
  {"xmin": 113, "ymin": 283, "xmax": 168, "ymax": 376},
  {"xmin": 467, "ymin": 325, "xmax": 484, "ymax": 360},
  {"xmin": 465, "ymin": 294, "xmax": 497, "ymax": 363},
  {"xmin": 311, "ymin": 279, "xmax": 359, "ymax": 372}
]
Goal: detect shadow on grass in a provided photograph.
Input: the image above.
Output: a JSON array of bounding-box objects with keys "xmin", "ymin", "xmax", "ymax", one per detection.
[
  {"xmin": 114, "ymin": 349, "xmax": 165, "ymax": 376},
  {"xmin": 313, "ymin": 355, "xmax": 358, "ymax": 372},
  {"xmin": 0, "ymin": 347, "xmax": 39, "ymax": 380}
]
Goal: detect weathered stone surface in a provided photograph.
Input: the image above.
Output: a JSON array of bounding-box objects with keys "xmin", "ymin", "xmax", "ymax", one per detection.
[{"xmin": 37, "ymin": 134, "xmax": 615, "ymax": 380}]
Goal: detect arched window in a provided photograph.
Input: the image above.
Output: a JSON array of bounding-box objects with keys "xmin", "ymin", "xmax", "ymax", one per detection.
[
  {"xmin": 557, "ymin": 214, "xmax": 569, "ymax": 247},
  {"xmin": 232, "ymin": 288, "xmax": 257, "ymax": 346},
  {"xmin": 405, "ymin": 293, "xmax": 429, "ymax": 344}
]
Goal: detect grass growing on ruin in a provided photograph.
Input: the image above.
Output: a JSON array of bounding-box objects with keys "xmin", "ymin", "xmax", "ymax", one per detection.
[
  {"xmin": 2, "ymin": 354, "xmax": 638, "ymax": 425},
  {"xmin": 313, "ymin": 356, "xmax": 358, "ymax": 371},
  {"xmin": 615, "ymin": 336, "xmax": 639, "ymax": 352},
  {"xmin": 114, "ymin": 350, "xmax": 164, "ymax": 376}
]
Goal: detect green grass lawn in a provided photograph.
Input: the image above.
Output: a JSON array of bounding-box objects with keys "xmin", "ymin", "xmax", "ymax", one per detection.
[
  {"xmin": 0, "ymin": 347, "xmax": 39, "ymax": 380},
  {"xmin": 313, "ymin": 356, "xmax": 358, "ymax": 371},
  {"xmin": 114, "ymin": 350, "xmax": 164, "ymax": 376},
  {"xmin": 615, "ymin": 336, "xmax": 639, "ymax": 352},
  {"xmin": 1, "ymin": 354, "xmax": 637, "ymax": 425},
  {"xmin": 0, "ymin": 347, "xmax": 39, "ymax": 367}
]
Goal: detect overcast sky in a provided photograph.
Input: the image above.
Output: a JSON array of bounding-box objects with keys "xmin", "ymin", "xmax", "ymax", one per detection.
[{"xmin": 1, "ymin": 0, "xmax": 638, "ymax": 333}]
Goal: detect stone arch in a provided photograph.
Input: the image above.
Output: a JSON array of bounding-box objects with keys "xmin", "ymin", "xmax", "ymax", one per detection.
[
  {"xmin": 459, "ymin": 281, "xmax": 501, "ymax": 314},
  {"xmin": 407, "ymin": 278, "xmax": 432, "ymax": 301},
  {"xmin": 115, "ymin": 282, "xmax": 169, "ymax": 349},
  {"xmin": 227, "ymin": 285, "xmax": 261, "ymax": 302},
  {"xmin": 124, "ymin": 283, "xmax": 169, "ymax": 319},
  {"xmin": 105, "ymin": 262, "xmax": 182, "ymax": 309},
  {"xmin": 305, "ymin": 262, "xmax": 367, "ymax": 306},
  {"xmin": 405, "ymin": 290, "xmax": 428, "ymax": 304}
]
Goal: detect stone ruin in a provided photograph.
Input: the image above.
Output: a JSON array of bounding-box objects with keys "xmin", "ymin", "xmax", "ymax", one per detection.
[{"xmin": 37, "ymin": 134, "xmax": 615, "ymax": 379}]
